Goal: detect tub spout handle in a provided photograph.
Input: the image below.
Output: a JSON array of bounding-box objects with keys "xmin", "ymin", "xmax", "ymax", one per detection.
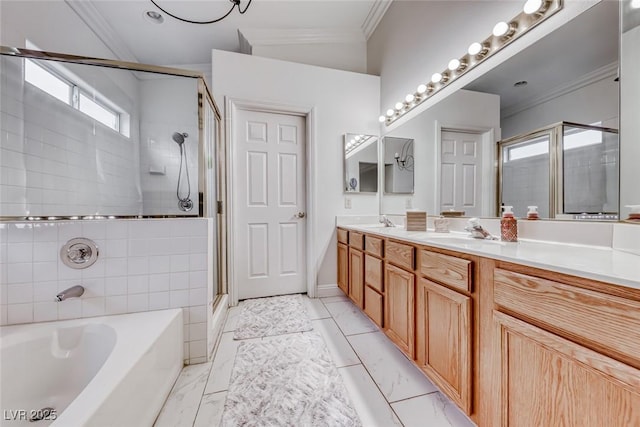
[{"xmin": 56, "ymin": 285, "xmax": 85, "ymax": 302}]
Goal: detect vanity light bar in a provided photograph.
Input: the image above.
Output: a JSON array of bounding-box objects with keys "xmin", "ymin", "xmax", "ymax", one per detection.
[
  {"xmin": 378, "ymin": 0, "xmax": 563, "ymax": 126},
  {"xmin": 345, "ymin": 134, "xmax": 373, "ymax": 155}
]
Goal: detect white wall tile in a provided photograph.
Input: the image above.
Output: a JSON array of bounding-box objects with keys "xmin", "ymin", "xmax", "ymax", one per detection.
[
  {"xmin": 8, "ymin": 242, "xmax": 32, "ymax": 263},
  {"xmin": 8, "ymin": 223, "xmax": 33, "ymax": 242},
  {"xmin": 189, "ymin": 254, "xmax": 207, "ymax": 271},
  {"xmin": 127, "ymin": 293, "xmax": 149, "ymax": 312},
  {"xmin": 106, "ymin": 221, "xmax": 128, "ymax": 239},
  {"xmin": 8, "ymin": 283, "xmax": 33, "ymax": 304},
  {"xmin": 33, "ymin": 261, "xmax": 57, "ymax": 282},
  {"xmin": 105, "ymin": 276, "xmax": 127, "ymax": 296},
  {"xmin": 8, "ymin": 262, "xmax": 32, "ymax": 284},
  {"xmin": 170, "ymin": 272, "xmax": 189, "ymax": 290},
  {"xmin": 33, "ymin": 301, "xmax": 58, "ymax": 322},
  {"xmin": 149, "ymin": 291, "xmax": 170, "ymax": 310},
  {"xmin": 33, "ymin": 241, "xmax": 58, "ymax": 262},
  {"xmin": 170, "ymin": 254, "xmax": 190, "ymax": 272},
  {"xmin": 105, "ymin": 295, "xmax": 127, "ymax": 315},
  {"xmin": 189, "ymin": 322, "xmax": 207, "ymax": 341},
  {"xmin": 128, "ymin": 256, "xmax": 149, "ymax": 275},
  {"xmin": 189, "ymin": 270, "xmax": 208, "ymax": 289},
  {"xmin": 105, "ymin": 239, "xmax": 128, "ymax": 258},
  {"xmin": 189, "ymin": 288, "xmax": 207, "ymax": 307},
  {"xmin": 189, "ymin": 306, "xmax": 207, "ymax": 324},
  {"xmin": 105, "ymin": 258, "xmax": 127, "ymax": 277},
  {"xmin": 58, "ymin": 299, "xmax": 81, "ymax": 320},
  {"xmin": 82, "ymin": 297, "xmax": 106, "ymax": 317},
  {"xmin": 149, "ymin": 273, "xmax": 171, "ymax": 293},
  {"xmin": 8, "ymin": 303, "xmax": 33, "ymax": 324},
  {"xmin": 149, "ymin": 255, "xmax": 172, "ymax": 274},
  {"xmin": 33, "ymin": 281, "xmax": 58, "ymax": 302},
  {"xmin": 170, "ymin": 290, "xmax": 189, "ymax": 308},
  {"xmin": 189, "ymin": 340, "xmax": 207, "ymax": 359}
]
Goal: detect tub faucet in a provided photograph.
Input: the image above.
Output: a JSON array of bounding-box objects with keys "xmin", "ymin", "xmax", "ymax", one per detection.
[
  {"xmin": 55, "ymin": 285, "xmax": 85, "ymax": 302},
  {"xmin": 380, "ymin": 215, "xmax": 395, "ymax": 227},
  {"xmin": 465, "ymin": 218, "xmax": 497, "ymax": 240}
]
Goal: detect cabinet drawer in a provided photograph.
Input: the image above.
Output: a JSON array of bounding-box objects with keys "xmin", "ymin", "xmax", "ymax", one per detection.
[
  {"xmin": 494, "ymin": 268, "xmax": 640, "ymax": 365},
  {"xmin": 365, "ymin": 235, "xmax": 384, "ymax": 257},
  {"xmin": 386, "ymin": 240, "xmax": 415, "ymax": 271},
  {"xmin": 419, "ymin": 250, "xmax": 472, "ymax": 292},
  {"xmin": 337, "ymin": 228, "xmax": 348, "ymax": 244},
  {"xmin": 364, "ymin": 286, "xmax": 383, "ymax": 328},
  {"xmin": 350, "ymin": 232, "xmax": 364, "ymax": 250},
  {"xmin": 365, "ymin": 254, "xmax": 384, "ymax": 293}
]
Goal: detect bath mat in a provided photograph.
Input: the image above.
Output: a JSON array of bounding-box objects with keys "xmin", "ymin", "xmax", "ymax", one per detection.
[
  {"xmin": 221, "ymin": 332, "xmax": 362, "ymax": 427},
  {"xmin": 233, "ymin": 294, "xmax": 313, "ymax": 340}
]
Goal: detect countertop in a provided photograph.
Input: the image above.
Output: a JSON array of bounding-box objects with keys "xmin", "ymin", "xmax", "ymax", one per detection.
[{"xmin": 339, "ymin": 224, "xmax": 640, "ymax": 292}]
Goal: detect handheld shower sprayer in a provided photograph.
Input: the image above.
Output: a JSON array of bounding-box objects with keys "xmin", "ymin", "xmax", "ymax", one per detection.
[{"xmin": 173, "ymin": 131, "xmax": 193, "ymax": 212}]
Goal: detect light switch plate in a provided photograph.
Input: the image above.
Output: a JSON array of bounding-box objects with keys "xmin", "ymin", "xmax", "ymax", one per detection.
[
  {"xmin": 405, "ymin": 198, "xmax": 412, "ymax": 209},
  {"xmin": 345, "ymin": 198, "xmax": 352, "ymax": 209}
]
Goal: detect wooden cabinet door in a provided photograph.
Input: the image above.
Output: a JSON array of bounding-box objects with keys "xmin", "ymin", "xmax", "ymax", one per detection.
[
  {"xmin": 384, "ymin": 263, "xmax": 415, "ymax": 358},
  {"xmin": 416, "ymin": 278, "xmax": 472, "ymax": 414},
  {"xmin": 348, "ymin": 248, "xmax": 364, "ymax": 308},
  {"xmin": 493, "ymin": 311, "xmax": 640, "ymax": 427},
  {"xmin": 337, "ymin": 243, "xmax": 348, "ymax": 295}
]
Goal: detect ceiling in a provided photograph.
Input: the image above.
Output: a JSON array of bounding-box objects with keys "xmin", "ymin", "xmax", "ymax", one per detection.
[
  {"xmin": 77, "ymin": 0, "xmax": 381, "ymax": 65},
  {"xmin": 464, "ymin": 1, "xmax": 619, "ymax": 117}
]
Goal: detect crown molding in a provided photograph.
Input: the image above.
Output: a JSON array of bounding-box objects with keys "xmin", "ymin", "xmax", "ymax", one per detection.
[
  {"xmin": 502, "ymin": 62, "xmax": 619, "ymax": 119},
  {"xmin": 362, "ymin": 0, "xmax": 393, "ymax": 40},
  {"xmin": 64, "ymin": 0, "xmax": 138, "ymax": 62},
  {"xmin": 237, "ymin": 28, "xmax": 366, "ymax": 47}
]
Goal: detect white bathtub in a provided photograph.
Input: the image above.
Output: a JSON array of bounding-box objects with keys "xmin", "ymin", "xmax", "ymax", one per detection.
[{"xmin": 0, "ymin": 309, "xmax": 183, "ymax": 427}]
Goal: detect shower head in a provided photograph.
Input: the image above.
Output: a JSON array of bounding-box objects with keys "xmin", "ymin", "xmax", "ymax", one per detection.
[{"xmin": 172, "ymin": 132, "xmax": 188, "ymax": 145}]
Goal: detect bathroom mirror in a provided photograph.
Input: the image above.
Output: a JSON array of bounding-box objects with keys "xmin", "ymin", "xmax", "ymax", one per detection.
[
  {"xmin": 383, "ymin": 136, "xmax": 414, "ymax": 194},
  {"xmin": 343, "ymin": 133, "xmax": 379, "ymax": 193},
  {"xmin": 0, "ymin": 48, "xmax": 212, "ymax": 219},
  {"xmin": 380, "ymin": 1, "xmax": 622, "ymax": 220}
]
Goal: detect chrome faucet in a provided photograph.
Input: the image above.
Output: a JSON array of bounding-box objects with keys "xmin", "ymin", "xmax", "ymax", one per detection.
[
  {"xmin": 380, "ymin": 215, "xmax": 395, "ymax": 227},
  {"xmin": 55, "ymin": 285, "xmax": 85, "ymax": 302},
  {"xmin": 465, "ymin": 218, "xmax": 497, "ymax": 240}
]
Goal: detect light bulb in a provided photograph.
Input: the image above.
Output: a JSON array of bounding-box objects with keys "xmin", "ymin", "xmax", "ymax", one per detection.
[
  {"xmin": 493, "ymin": 21, "xmax": 510, "ymax": 37},
  {"xmin": 632, "ymin": 0, "xmax": 640, "ymax": 8},
  {"xmin": 523, "ymin": 0, "xmax": 543, "ymax": 14},
  {"xmin": 378, "ymin": 115, "xmax": 386, "ymax": 123},
  {"xmin": 405, "ymin": 94, "xmax": 415, "ymax": 103},
  {"xmin": 468, "ymin": 42, "xmax": 482, "ymax": 55},
  {"xmin": 431, "ymin": 72, "xmax": 443, "ymax": 83},
  {"xmin": 386, "ymin": 109, "xmax": 395, "ymax": 117},
  {"xmin": 448, "ymin": 59, "xmax": 461, "ymax": 71},
  {"xmin": 355, "ymin": 135, "xmax": 361, "ymax": 141},
  {"xmin": 395, "ymin": 102, "xmax": 404, "ymax": 111},
  {"xmin": 417, "ymin": 84, "xmax": 427, "ymax": 94}
]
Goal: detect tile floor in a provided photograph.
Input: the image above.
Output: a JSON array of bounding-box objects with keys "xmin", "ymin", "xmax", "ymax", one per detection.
[{"xmin": 154, "ymin": 294, "xmax": 476, "ymax": 427}]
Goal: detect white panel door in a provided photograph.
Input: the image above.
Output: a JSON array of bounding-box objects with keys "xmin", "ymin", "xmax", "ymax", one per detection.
[
  {"xmin": 440, "ymin": 130, "xmax": 483, "ymax": 217},
  {"xmin": 234, "ymin": 109, "xmax": 306, "ymax": 300}
]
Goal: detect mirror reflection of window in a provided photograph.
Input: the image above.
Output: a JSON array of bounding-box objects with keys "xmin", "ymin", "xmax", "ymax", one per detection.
[{"xmin": 344, "ymin": 134, "xmax": 378, "ymax": 193}]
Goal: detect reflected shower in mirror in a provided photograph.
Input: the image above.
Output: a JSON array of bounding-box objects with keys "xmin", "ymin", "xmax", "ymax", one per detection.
[
  {"xmin": 343, "ymin": 133, "xmax": 379, "ymax": 193},
  {"xmin": 383, "ymin": 136, "xmax": 414, "ymax": 194}
]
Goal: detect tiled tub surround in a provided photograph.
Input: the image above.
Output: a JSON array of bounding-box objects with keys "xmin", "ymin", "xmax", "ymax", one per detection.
[
  {"xmin": 337, "ymin": 216, "xmax": 640, "ymax": 290},
  {"xmin": 0, "ymin": 218, "xmax": 213, "ymax": 364}
]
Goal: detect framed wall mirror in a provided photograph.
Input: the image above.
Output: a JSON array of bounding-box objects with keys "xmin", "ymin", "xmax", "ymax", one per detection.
[
  {"xmin": 380, "ymin": 1, "xmax": 623, "ymax": 221},
  {"xmin": 343, "ymin": 133, "xmax": 379, "ymax": 193},
  {"xmin": 383, "ymin": 136, "xmax": 414, "ymax": 194},
  {"xmin": 0, "ymin": 47, "xmax": 217, "ymax": 219}
]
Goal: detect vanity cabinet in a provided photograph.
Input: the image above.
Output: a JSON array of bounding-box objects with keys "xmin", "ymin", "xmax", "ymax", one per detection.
[
  {"xmin": 348, "ymin": 231, "xmax": 365, "ymax": 308},
  {"xmin": 488, "ymin": 263, "xmax": 640, "ymax": 426},
  {"xmin": 384, "ymin": 262, "xmax": 415, "ymax": 358},
  {"xmin": 416, "ymin": 277, "xmax": 472, "ymax": 414},
  {"xmin": 337, "ymin": 228, "xmax": 349, "ymax": 295}
]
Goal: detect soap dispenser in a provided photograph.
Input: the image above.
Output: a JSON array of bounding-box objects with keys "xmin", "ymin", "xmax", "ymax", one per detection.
[
  {"xmin": 527, "ymin": 206, "xmax": 539, "ymax": 220},
  {"xmin": 500, "ymin": 206, "xmax": 518, "ymax": 242}
]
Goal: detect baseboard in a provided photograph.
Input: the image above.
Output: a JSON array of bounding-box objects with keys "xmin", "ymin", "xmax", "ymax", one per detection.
[{"xmin": 316, "ymin": 283, "xmax": 345, "ymax": 298}]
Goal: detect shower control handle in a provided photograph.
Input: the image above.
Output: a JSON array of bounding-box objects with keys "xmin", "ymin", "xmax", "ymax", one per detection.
[{"xmin": 296, "ymin": 212, "xmax": 306, "ymax": 218}]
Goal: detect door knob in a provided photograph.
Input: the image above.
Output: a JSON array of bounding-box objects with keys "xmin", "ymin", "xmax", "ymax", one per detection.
[{"xmin": 296, "ymin": 212, "xmax": 306, "ymax": 218}]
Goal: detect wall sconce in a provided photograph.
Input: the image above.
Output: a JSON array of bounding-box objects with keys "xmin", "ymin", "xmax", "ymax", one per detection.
[{"xmin": 379, "ymin": 0, "xmax": 562, "ymax": 126}]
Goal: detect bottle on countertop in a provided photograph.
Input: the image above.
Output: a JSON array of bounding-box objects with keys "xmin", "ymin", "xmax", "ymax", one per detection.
[
  {"xmin": 527, "ymin": 205, "xmax": 539, "ymax": 220},
  {"xmin": 500, "ymin": 206, "xmax": 518, "ymax": 242}
]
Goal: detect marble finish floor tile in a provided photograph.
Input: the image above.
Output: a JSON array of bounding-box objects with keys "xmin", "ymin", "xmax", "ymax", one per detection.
[
  {"xmin": 222, "ymin": 305, "xmax": 242, "ymax": 332},
  {"xmin": 303, "ymin": 296, "xmax": 331, "ymax": 319},
  {"xmin": 204, "ymin": 332, "xmax": 240, "ymax": 394},
  {"xmin": 154, "ymin": 362, "xmax": 212, "ymax": 427},
  {"xmin": 339, "ymin": 364, "xmax": 403, "ymax": 427},
  {"xmin": 323, "ymin": 300, "xmax": 378, "ymax": 336},
  {"xmin": 348, "ymin": 331, "xmax": 438, "ymax": 402},
  {"xmin": 391, "ymin": 392, "xmax": 475, "ymax": 427},
  {"xmin": 310, "ymin": 318, "xmax": 360, "ymax": 367},
  {"xmin": 193, "ymin": 391, "xmax": 227, "ymax": 427},
  {"xmin": 320, "ymin": 295, "xmax": 351, "ymax": 304}
]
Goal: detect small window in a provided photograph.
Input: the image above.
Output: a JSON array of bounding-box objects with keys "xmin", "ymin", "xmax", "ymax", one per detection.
[
  {"xmin": 563, "ymin": 128, "xmax": 602, "ymax": 151},
  {"xmin": 507, "ymin": 138, "xmax": 549, "ymax": 161},
  {"xmin": 25, "ymin": 59, "xmax": 72, "ymax": 105},
  {"xmin": 78, "ymin": 93, "xmax": 119, "ymax": 131}
]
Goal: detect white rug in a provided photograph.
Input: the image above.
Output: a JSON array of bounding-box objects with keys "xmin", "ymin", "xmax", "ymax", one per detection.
[
  {"xmin": 233, "ymin": 294, "xmax": 313, "ymax": 340},
  {"xmin": 221, "ymin": 332, "xmax": 362, "ymax": 427}
]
